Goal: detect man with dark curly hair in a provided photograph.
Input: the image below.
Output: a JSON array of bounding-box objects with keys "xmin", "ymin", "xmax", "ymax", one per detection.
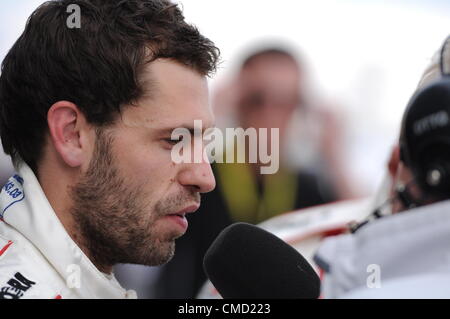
[{"xmin": 0, "ymin": 0, "xmax": 219, "ymax": 299}]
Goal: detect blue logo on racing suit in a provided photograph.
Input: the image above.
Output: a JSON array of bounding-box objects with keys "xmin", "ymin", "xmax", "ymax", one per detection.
[{"xmin": 1, "ymin": 174, "xmax": 25, "ymax": 219}]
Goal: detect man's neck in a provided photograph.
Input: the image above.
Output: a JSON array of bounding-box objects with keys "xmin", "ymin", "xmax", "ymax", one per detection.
[{"xmin": 37, "ymin": 165, "xmax": 113, "ymax": 274}]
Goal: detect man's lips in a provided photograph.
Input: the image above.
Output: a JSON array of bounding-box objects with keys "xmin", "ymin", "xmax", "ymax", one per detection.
[
  {"xmin": 168, "ymin": 204, "xmax": 200, "ymax": 217},
  {"xmin": 164, "ymin": 204, "xmax": 200, "ymax": 232}
]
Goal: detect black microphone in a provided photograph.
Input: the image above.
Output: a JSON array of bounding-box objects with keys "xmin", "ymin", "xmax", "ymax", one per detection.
[{"xmin": 203, "ymin": 222, "xmax": 320, "ymax": 299}]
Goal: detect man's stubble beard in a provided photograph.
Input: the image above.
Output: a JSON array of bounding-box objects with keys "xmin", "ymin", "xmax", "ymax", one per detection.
[{"xmin": 69, "ymin": 129, "xmax": 199, "ymax": 273}]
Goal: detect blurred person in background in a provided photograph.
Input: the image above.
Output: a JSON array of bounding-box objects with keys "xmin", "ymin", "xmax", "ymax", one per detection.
[{"xmin": 153, "ymin": 46, "xmax": 353, "ymax": 298}]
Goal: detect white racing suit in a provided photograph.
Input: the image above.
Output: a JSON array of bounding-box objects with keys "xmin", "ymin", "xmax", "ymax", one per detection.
[
  {"xmin": 315, "ymin": 199, "xmax": 450, "ymax": 298},
  {"xmin": 0, "ymin": 163, "xmax": 137, "ymax": 299}
]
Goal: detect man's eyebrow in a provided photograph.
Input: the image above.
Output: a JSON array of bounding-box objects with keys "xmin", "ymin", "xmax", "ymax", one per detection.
[{"xmin": 158, "ymin": 123, "xmax": 216, "ymax": 135}]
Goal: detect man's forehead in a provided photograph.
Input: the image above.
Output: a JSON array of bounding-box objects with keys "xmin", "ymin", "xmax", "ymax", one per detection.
[
  {"xmin": 120, "ymin": 101, "xmax": 215, "ymax": 132},
  {"xmin": 120, "ymin": 59, "xmax": 214, "ymax": 130},
  {"xmin": 141, "ymin": 58, "xmax": 209, "ymax": 98}
]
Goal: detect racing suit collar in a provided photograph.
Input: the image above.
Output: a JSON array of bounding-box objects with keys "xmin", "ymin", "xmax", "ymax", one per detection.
[{"xmin": 1, "ymin": 162, "xmax": 136, "ymax": 298}]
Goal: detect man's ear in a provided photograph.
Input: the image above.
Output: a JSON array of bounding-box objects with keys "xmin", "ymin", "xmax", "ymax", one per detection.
[
  {"xmin": 47, "ymin": 101, "xmax": 92, "ymax": 167},
  {"xmin": 388, "ymin": 144, "xmax": 401, "ymax": 180}
]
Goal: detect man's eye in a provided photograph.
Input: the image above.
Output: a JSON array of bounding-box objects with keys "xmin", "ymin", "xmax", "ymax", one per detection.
[{"xmin": 164, "ymin": 138, "xmax": 182, "ymax": 145}]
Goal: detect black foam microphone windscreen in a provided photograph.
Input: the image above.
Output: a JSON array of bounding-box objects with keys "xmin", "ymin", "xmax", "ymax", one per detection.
[{"xmin": 203, "ymin": 222, "xmax": 321, "ymax": 299}]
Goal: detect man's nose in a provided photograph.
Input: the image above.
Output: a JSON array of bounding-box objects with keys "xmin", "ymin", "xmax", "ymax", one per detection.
[{"xmin": 178, "ymin": 161, "xmax": 216, "ymax": 194}]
